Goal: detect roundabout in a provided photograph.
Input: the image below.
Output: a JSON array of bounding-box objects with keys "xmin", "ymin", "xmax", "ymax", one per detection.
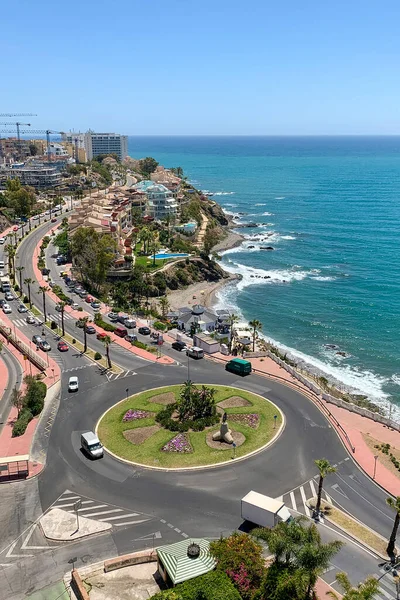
[{"xmin": 96, "ymin": 383, "xmax": 284, "ymax": 469}]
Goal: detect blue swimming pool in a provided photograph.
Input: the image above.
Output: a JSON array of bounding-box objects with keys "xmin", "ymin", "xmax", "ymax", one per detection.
[{"xmin": 153, "ymin": 252, "xmax": 189, "ymax": 260}]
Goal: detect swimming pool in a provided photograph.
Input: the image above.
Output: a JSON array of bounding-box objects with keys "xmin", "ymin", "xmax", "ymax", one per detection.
[{"xmin": 152, "ymin": 252, "xmax": 189, "ymax": 260}]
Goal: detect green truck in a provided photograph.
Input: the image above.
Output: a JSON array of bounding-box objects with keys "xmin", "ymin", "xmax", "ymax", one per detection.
[{"xmin": 225, "ymin": 358, "xmax": 252, "ymax": 376}]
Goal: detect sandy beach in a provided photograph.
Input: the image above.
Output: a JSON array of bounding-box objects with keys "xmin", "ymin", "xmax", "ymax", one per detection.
[{"xmin": 167, "ymin": 273, "xmax": 239, "ymax": 311}]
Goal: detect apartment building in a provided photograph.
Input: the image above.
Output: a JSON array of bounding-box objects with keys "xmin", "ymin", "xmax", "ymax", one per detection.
[
  {"xmin": 134, "ymin": 180, "xmax": 178, "ymax": 220},
  {"xmin": 84, "ymin": 132, "xmax": 128, "ymax": 161},
  {"xmin": 1, "ymin": 164, "xmax": 61, "ymax": 188}
]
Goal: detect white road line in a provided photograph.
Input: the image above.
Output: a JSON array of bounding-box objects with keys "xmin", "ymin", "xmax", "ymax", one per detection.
[
  {"xmin": 289, "ymin": 491, "xmax": 297, "ymax": 511},
  {"xmin": 376, "ymin": 585, "xmax": 395, "ymax": 599},
  {"xmin": 379, "ymin": 577, "xmax": 397, "ymax": 593},
  {"xmin": 58, "ymin": 495, "xmax": 81, "ymax": 501},
  {"xmin": 309, "ymin": 479, "xmax": 317, "ymax": 498},
  {"xmin": 83, "ymin": 509, "xmax": 123, "ymax": 517},
  {"xmin": 114, "ymin": 519, "xmax": 149, "ymax": 527},
  {"xmin": 322, "ymin": 565, "xmax": 335, "ymax": 574},
  {"xmin": 74, "ymin": 504, "xmax": 109, "ymax": 512},
  {"xmin": 299, "ymin": 486, "xmax": 311, "ymax": 517},
  {"xmin": 325, "ymin": 492, "xmax": 332, "ymax": 504},
  {"xmin": 54, "ymin": 500, "xmax": 94, "ymax": 508},
  {"xmin": 97, "ymin": 513, "xmax": 140, "ymax": 521}
]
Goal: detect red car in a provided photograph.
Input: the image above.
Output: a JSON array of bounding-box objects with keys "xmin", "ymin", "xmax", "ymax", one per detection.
[
  {"xmin": 85, "ymin": 295, "xmax": 94, "ymax": 303},
  {"xmin": 96, "ymin": 332, "xmax": 107, "ymax": 341},
  {"xmin": 13, "ymin": 225, "xmax": 19, "ymax": 231},
  {"xmin": 51, "ymin": 217, "xmax": 57, "ymax": 223},
  {"xmin": 57, "ymin": 341, "xmax": 69, "ymax": 352}
]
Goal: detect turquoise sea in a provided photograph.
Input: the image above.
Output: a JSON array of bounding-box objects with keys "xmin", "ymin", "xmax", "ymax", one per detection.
[{"xmin": 128, "ymin": 136, "xmax": 400, "ymax": 413}]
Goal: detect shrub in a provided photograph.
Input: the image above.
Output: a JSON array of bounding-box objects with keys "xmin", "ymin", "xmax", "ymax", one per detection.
[
  {"xmin": 133, "ymin": 340, "xmax": 148, "ymax": 350},
  {"xmin": 150, "ymin": 570, "xmax": 241, "ymax": 600},
  {"xmin": 50, "ymin": 321, "xmax": 57, "ymax": 330},
  {"xmin": 14, "ymin": 284, "xmax": 19, "ymax": 292},
  {"xmin": 94, "ymin": 352, "xmax": 102, "ymax": 360},
  {"xmin": 12, "ymin": 409, "xmax": 33, "ymax": 437},
  {"xmin": 153, "ymin": 321, "xmax": 167, "ymax": 331},
  {"xmin": 72, "ymin": 338, "xmax": 76, "ymax": 343},
  {"xmin": 23, "ymin": 295, "xmax": 29, "ymax": 303}
]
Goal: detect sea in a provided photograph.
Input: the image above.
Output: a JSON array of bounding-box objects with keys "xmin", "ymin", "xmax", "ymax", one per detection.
[{"xmin": 128, "ymin": 136, "xmax": 400, "ymax": 414}]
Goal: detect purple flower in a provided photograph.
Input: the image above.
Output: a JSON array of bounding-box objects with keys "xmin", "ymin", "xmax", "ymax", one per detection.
[
  {"xmin": 162, "ymin": 433, "xmax": 193, "ymax": 453},
  {"xmin": 123, "ymin": 409, "xmax": 152, "ymax": 422}
]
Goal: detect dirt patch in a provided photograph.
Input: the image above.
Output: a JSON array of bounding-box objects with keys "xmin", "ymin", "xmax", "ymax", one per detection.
[
  {"xmin": 362, "ymin": 433, "xmax": 400, "ymax": 480},
  {"xmin": 206, "ymin": 430, "xmax": 245, "ymax": 450},
  {"xmin": 218, "ymin": 396, "xmax": 252, "ymax": 409},
  {"xmin": 148, "ymin": 392, "xmax": 176, "ymax": 406},
  {"xmin": 123, "ymin": 425, "xmax": 160, "ymax": 445}
]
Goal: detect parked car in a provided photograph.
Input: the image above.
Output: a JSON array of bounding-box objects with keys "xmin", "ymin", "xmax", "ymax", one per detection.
[
  {"xmin": 32, "ymin": 335, "xmax": 43, "ymax": 345},
  {"xmin": 39, "ymin": 340, "xmax": 51, "ymax": 352},
  {"xmin": 172, "ymin": 341, "xmax": 187, "ymax": 352},
  {"xmin": 68, "ymin": 376, "xmax": 79, "ymax": 392},
  {"xmin": 78, "ymin": 290, "xmax": 87, "ymax": 298},
  {"xmin": 59, "ymin": 271, "xmax": 68, "ymax": 277},
  {"xmin": 2, "ymin": 303, "xmax": 11, "ymax": 314},
  {"xmin": 85, "ymin": 295, "xmax": 94, "ymax": 304},
  {"xmin": 75, "ymin": 320, "xmax": 84, "ymax": 328},
  {"xmin": 0, "ymin": 299, "xmax": 5, "ymax": 307},
  {"xmin": 57, "ymin": 341, "xmax": 69, "ymax": 352},
  {"xmin": 124, "ymin": 319, "xmax": 136, "ymax": 329},
  {"xmin": 71, "ymin": 302, "xmax": 79, "ymax": 309},
  {"xmin": 41, "ymin": 268, "xmax": 50, "ymax": 276},
  {"xmin": 108, "ymin": 312, "xmax": 119, "ymax": 322},
  {"xmin": 85, "ymin": 325, "xmax": 96, "ymax": 334},
  {"xmin": 186, "ymin": 346, "xmax": 204, "ymax": 359},
  {"xmin": 0, "ymin": 261, "xmax": 5, "ymax": 269},
  {"xmin": 18, "ymin": 304, "xmax": 28, "ymax": 313},
  {"xmin": 26, "ymin": 315, "xmax": 36, "ymax": 324},
  {"xmin": 96, "ymin": 332, "xmax": 107, "ymax": 341},
  {"xmin": 125, "ymin": 333, "xmax": 137, "ymax": 343},
  {"xmin": 114, "ymin": 326, "xmax": 127, "ymax": 338},
  {"xmin": 117, "ymin": 314, "xmax": 129, "ymax": 324},
  {"xmin": 91, "ymin": 302, "xmax": 101, "ymax": 310},
  {"xmin": 51, "ymin": 217, "xmax": 57, "ymax": 223},
  {"xmin": 138, "ymin": 326, "xmax": 151, "ymax": 335},
  {"xmin": 0, "ymin": 237, "xmax": 5, "ymax": 244},
  {"xmin": 5, "ymin": 292, "xmax": 14, "ymax": 301}
]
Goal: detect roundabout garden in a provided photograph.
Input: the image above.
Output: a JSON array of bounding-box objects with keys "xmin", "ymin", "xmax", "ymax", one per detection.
[{"xmin": 97, "ymin": 382, "xmax": 283, "ymax": 468}]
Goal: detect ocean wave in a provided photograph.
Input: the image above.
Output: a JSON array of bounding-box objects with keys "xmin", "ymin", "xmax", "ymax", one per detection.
[
  {"xmin": 280, "ymin": 235, "xmax": 296, "ymax": 240},
  {"xmin": 262, "ymin": 212, "xmax": 274, "ymax": 216},
  {"xmin": 391, "ymin": 374, "xmax": 400, "ymax": 386},
  {"xmin": 220, "ymin": 261, "xmax": 311, "ymax": 289},
  {"xmin": 255, "ymin": 203, "xmax": 266, "ymax": 206},
  {"xmin": 275, "ymin": 196, "xmax": 285, "ymax": 200},
  {"xmin": 223, "ymin": 203, "xmax": 238, "ymax": 207},
  {"xmin": 312, "ymin": 276, "xmax": 336, "ymax": 281},
  {"xmin": 213, "ymin": 191, "xmax": 236, "ymax": 196}
]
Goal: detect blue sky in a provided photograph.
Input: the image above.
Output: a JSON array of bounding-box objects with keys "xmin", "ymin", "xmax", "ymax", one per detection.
[{"xmin": 1, "ymin": 0, "xmax": 400, "ymax": 135}]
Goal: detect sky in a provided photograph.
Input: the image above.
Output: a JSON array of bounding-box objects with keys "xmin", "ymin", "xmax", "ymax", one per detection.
[{"xmin": 1, "ymin": 0, "xmax": 400, "ymax": 135}]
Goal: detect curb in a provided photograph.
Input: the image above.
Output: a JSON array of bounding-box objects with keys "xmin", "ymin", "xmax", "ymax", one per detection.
[{"xmin": 96, "ymin": 384, "xmax": 285, "ymax": 472}]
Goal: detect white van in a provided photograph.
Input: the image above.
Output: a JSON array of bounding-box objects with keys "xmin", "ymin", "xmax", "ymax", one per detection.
[
  {"xmin": 81, "ymin": 431, "xmax": 103, "ymax": 459},
  {"xmin": 186, "ymin": 346, "xmax": 204, "ymax": 359},
  {"xmin": 124, "ymin": 319, "xmax": 136, "ymax": 329},
  {"xmin": 0, "ymin": 261, "xmax": 4, "ymax": 269},
  {"xmin": 68, "ymin": 376, "xmax": 79, "ymax": 392}
]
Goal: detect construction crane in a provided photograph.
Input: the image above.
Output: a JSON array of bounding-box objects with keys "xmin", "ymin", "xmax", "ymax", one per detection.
[
  {"xmin": 0, "ymin": 128, "xmax": 65, "ymax": 160},
  {"xmin": 0, "ymin": 122, "xmax": 31, "ymax": 144},
  {"xmin": 0, "ymin": 113, "xmax": 37, "ymax": 117}
]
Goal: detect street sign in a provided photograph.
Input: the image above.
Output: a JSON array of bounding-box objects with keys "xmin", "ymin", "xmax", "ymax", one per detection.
[
  {"xmin": 232, "ymin": 442, "xmax": 237, "ymax": 448},
  {"xmin": 73, "ymin": 499, "xmax": 82, "ymax": 512}
]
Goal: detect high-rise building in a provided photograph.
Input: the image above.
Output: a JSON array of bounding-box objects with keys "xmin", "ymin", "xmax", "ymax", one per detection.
[{"xmin": 84, "ymin": 131, "xmax": 128, "ymax": 161}]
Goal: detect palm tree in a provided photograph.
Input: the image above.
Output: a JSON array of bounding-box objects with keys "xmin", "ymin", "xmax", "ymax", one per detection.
[
  {"xmin": 253, "ymin": 515, "xmax": 308, "ymax": 568},
  {"xmin": 140, "ymin": 227, "xmax": 151, "ymax": 255},
  {"xmin": 249, "ymin": 319, "xmax": 262, "ymax": 352},
  {"xmin": 78, "ymin": 316, "xmax": 89, "ymax": 353},
  {"xmin": 228, "ymin": 313, "xmax": 240, "ymax": 353},
  {"xmin": 298, "ymin": 523, "xmax": 342, "ymax": 598},
  {"xmin": 5, "ymin": 244, "xmax": 16, "ymax": 282},
  {"xmin": 16, "ymin": 266, "xmax": 24, "ymax": 297},
  {"xmin": 59, "ymin": 301, "xmax": 66, "ymax": 336},
  {"xmin": 159, "ymin": 296, "xmax": 170, "ymax": 319},
  {"xmin": 314, "ymin": 458, "xmax": 337, "ymax": 519},
  {"xmin": 101, "ymin": 335, "xmax": 112, "ymax": 369},
  {"xmin": 38, "ymin": 285, "xmax": 50, "ymax": 323},
  {"xmin": 24, "ymin": 278, "xmax": 34, "ymax": 308},
  {"xmin": 327, "ymin": 572, "xmax": 380, "ymax": 600},
  {"xmin": 386, "ymin": 496, "xmax": 400, "ymax": 557}
]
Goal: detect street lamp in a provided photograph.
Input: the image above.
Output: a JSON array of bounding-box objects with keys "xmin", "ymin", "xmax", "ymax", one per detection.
[
  {"xmin": 373, "ymin": 455, "xmax": 378, "ymax": 479},
  {"xmin": 51, "ymin": 368, "xmax": 54, "ymax": 381},
  {"xmin": 126, "ymin": 388, "xmax": 129, "ymax": 400}
]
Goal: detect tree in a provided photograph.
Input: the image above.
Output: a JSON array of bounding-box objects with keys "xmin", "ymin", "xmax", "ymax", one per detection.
[
  {"xmin": 314, "ymin": 458, "xmax": 336, "ymax": 519},
  {"xmin": 326, "ymin": 572, "xmax": 380, "ymax": 600},
  {"xmin": 29, "ymin": 144, "xmax": 38, "ymax": 156},
  {"xmin": 76, "ymin": 317, "xmax": 89, "ymax": 353},
  {"xmin": 71, "ymin": 227, "xmax": 117, "ymax": 292},
  {"xmin": 159, "ymin": 296, "xmax": 170, "ymax": 319},
  {"xmin": 59, "ymin": 301, "xmax": 66, "ymax": 336},
  {"xmin": 249, "ymin": 319, "xmax": 262, "ymax": 352},
  {"xmin": 140, "ymin": 227, "xmax": 152, "ymax": 255},
  {"xmin": 228, "ymin": 313, "xmax": 240, "ymax": 353},
  {"xmin": 101, "ymin": 335, "xmax": 112, "ymax": 369},
  {"xmin": 386, "ymin": 496, "xmax": 400, "ymax": 557},
  {"xmin": 24, "ymin": 278, "xmax": 34, "ymax": 308},
  {"xmin": 38, "ymin": 286, "xmax": 50, "ymax": 323},
  {"xmin": 138, "ymin": 157, "xmax": 158, "ymax": 177},
  {"xmin": 16, "ymin": 266, "xmax": 24, "ymax": 297},
  {"xmin": 5, "ymin": 244, "xmax": 16, "ymax": 281},
  {"xmin": 12, "ymin": 387, "xmax": 25, "ymax": 418}
]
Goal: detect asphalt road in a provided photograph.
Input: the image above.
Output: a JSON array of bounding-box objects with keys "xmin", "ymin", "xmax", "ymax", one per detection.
[{"xmin": 0, "ymin": 211, "xmax": 398, "ymax": 599}]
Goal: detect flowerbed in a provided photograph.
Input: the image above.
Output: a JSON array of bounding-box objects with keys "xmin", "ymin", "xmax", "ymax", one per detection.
[
  {"xmin": 162, "ymin": 433, "xmax": 193, "ymax": 453},
  {"xmin": 123, "ymin": 409, "xmax": 153, "ymax": 422},
  {"xmin": 229, "ymin": 413, "xmax": 260, "ymax": 429}
]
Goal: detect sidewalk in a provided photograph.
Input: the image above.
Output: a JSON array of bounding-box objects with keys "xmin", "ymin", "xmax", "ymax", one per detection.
[{"xmin": 211, "ymin": 350, "xmax": 400, "ymax": 498}]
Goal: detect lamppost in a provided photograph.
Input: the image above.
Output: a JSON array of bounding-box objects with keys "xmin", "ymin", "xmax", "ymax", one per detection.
[
  {"xmin": 51, "ymin": 368, "xmax": 55, "ymax": 382},
  {"xmin": 126, "ymin": 388, "xmax": 129, "ymax": 400},
  {"xmin": 373, "ymin": 454, "xmax": 379, "ymax": 479}
]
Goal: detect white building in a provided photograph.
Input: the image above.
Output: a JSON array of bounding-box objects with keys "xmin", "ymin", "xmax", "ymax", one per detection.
[
  {"xmin": 144, "ymin": 183, "xmax": 178, "ymax": 220},
  {"xmin": 47, "ymin": 143, "xmax": 69, "ymax": 157},
  {"xmin": 84, "ymin": 132, "xmax": 128, "ymax": 161},
  {"xmin": 62, "ymin": 131, "xmax": 86, "ymax": 148}
]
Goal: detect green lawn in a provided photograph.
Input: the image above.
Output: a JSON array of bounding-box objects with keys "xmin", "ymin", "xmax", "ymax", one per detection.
[
  {"xmin": 135, "ymin": 255, "xmax": 171, "ymax": 270},
  {"xmin": 97, "ymin": 385, "xmax": 282, "ymax": 468}
]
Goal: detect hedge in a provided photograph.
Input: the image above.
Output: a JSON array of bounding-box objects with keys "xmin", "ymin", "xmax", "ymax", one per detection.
[
  {"xmin": 12, "ymin": 409, "xmax": 33, "ymax": 437},
  {"xmin": 150, "ymin": 571, "xmax": 241, "ymax": 600}
]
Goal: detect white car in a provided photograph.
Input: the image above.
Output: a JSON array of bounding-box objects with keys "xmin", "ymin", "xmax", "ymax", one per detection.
[
  {"xmin": 0, "ymin": 261, "xmax": 4, "ymax": 269},
  {"xmin": 68, "ymin": 376, "xmax": 79, "ymax": 393},
  {"xmin": 0, "ymin": 237, "xmax": 5, "ymax": 244},
  {"xmin": 71, "ymin": 302, "xmax": 79, "ymax": 309},
  {"xmin": 0, "ymin": 272, "xmax": 4, "ymax": 277},
  {"xmin": 2, "ymin": 303, "xmax": 11, "ymax": 314}
]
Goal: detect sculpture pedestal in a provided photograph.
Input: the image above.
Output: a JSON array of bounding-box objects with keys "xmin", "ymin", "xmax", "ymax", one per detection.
[{"xmin": 212, "ymin": 422, "xmax": 233, "ymax": 444}]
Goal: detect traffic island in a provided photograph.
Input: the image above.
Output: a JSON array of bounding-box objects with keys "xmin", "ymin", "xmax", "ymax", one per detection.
[
  {"xmin": 97, "ymin": 384, "xmax": 284, "ymax": 469},
  {"xmin": 40, "ymin": 508, "xmax": 112, "ymax": 541}
]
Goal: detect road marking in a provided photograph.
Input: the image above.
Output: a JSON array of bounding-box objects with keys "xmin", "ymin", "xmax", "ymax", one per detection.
[
  {"xmin": 376, "ymin": 585, "xmax": 395, "ymax": 599},
  {"xmin": 167, "ymin": 523, "xmax": 174, "ymax": 528},
  {"xmin": 160, "ymin": 519, "xmax": 166, "ymax": 524},
  {"xmin": 133, "ymin": 531, "xmax": 162, "ymax": 542},
  {"xmin": 98, "ymin": 513, "xmax": 140, "ymax": 521},
  {"xmin": 81, "ymin": 508, "xmax": 123, "ymax": 517},
  {"xmin": 309, "ymin": 479, "xmax": 317, "ymax": 498},
  {"xmin": 325, "ymin": 492, "xmax": 332, "ymax": 504},
  {"xmin": 181, "ymin": 533, "xmax": 189, "ymax": 538},
  {"xmin": 289, "ymin": 491, "xmax": 297, "ymax": 511},
  {"xmin": 174, "ymin": 528, "xmax": 181, "ymax": 533},
  {"xmin": 335, "ymin": 473, "xmax": 392, "ymax": 522},
  {"xmin": 114, "ymin": 519, "xmax": 149, "ymax": 527},
  {"xmin": 73, "ymin": 504, "xmax": 109, "ymax": 512},
  {"xmin": 54, "ymin": 500, "xmax": 95, "ymax": 508},
  {"xmin": 6, "ymin": 539, "xmax": 33, "ymax": 559},
  {"xmin": 331, "ymin": 483, "xmax": 349, "ymax": 499},
  {"xmin": 380, "ymin": 577, "xmax": 397, "ymax": 593},
  {"xmin": 299, "ymin": 486, "xmax": 310, "ymax": 517},
  {"xmin": 322, "ymin": 565, "xmax": 335, "ymax": 574}
]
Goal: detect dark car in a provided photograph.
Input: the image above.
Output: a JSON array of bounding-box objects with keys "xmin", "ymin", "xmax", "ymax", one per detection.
[
  {"xmin": 172, "ymin": 341, "xmax": 187, "ymax": 352},
  {"xmin": 41, "ymin": 268, "xmax": 50, "ymax": 276},
  {"xmin": 138, "ymin": 326, "xmax": 151, "ymax": 335},
  {"xmin": 57, "ymin": 341, "xmax": 69, "ymax": 352},
  {"xmin": 85, "ymin": 325, "xmax": 96, "ymax": 334},
  {"xmin": 75, "ymin": 319, "xmax": 85, "ymax": 328},
  {"xmin": 0, "ymin": 299, "xmax": 5, "ymax": 307}
]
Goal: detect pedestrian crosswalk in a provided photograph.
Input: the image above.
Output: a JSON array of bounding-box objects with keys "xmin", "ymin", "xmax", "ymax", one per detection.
[
  {"xmin": 50, "ymin": 490, "xmax": 151, "ymax": 529},
  {"xmin": 11, "ymin": 312, "xmax": 73, "ymax": 328},
  {"xmin": 282, "ymin": 479, "xmax": 332, "ymax": 519},
  {"xmin": 106, "ymin": 369, "xmax": 137, "ymax": 381}
]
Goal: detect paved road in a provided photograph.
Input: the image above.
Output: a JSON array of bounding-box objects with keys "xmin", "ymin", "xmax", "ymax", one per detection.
[{"xmin": 0, "ymin": 212, "xmax": 399, "ymax": 599}]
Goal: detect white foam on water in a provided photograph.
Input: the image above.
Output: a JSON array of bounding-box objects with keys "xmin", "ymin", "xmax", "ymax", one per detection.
[
  {"xmin": 223, "ymin": 203, "xmax": 238, "ymax": 207},
  {"xmin": 220, "ymin": 261, "xmax": 311, "ymax": 289},
  {"xmin": 391, "ymin": 374, "xmax": 400, "ymax": 386},
  {"xmin": 262, "ymin": 212, "xmax": 274, "ymax": 216},
  {"xmin": 312, "ymin": 276, "xmax": 336, "ymax": 281},
  {"xmin": 213, "ymin": 191, "xmax": 236, "ymax": 196},
  {"xmin": 255, "ymin": 203, "xmax": 266, "ymax": 206},
  {"xmin": 280, "ymin": 235, "xmax": 296, "ymax": 240},
  {"xmin": 275, "ymin": 196, "xmax": 285, "ymax": 199}
]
